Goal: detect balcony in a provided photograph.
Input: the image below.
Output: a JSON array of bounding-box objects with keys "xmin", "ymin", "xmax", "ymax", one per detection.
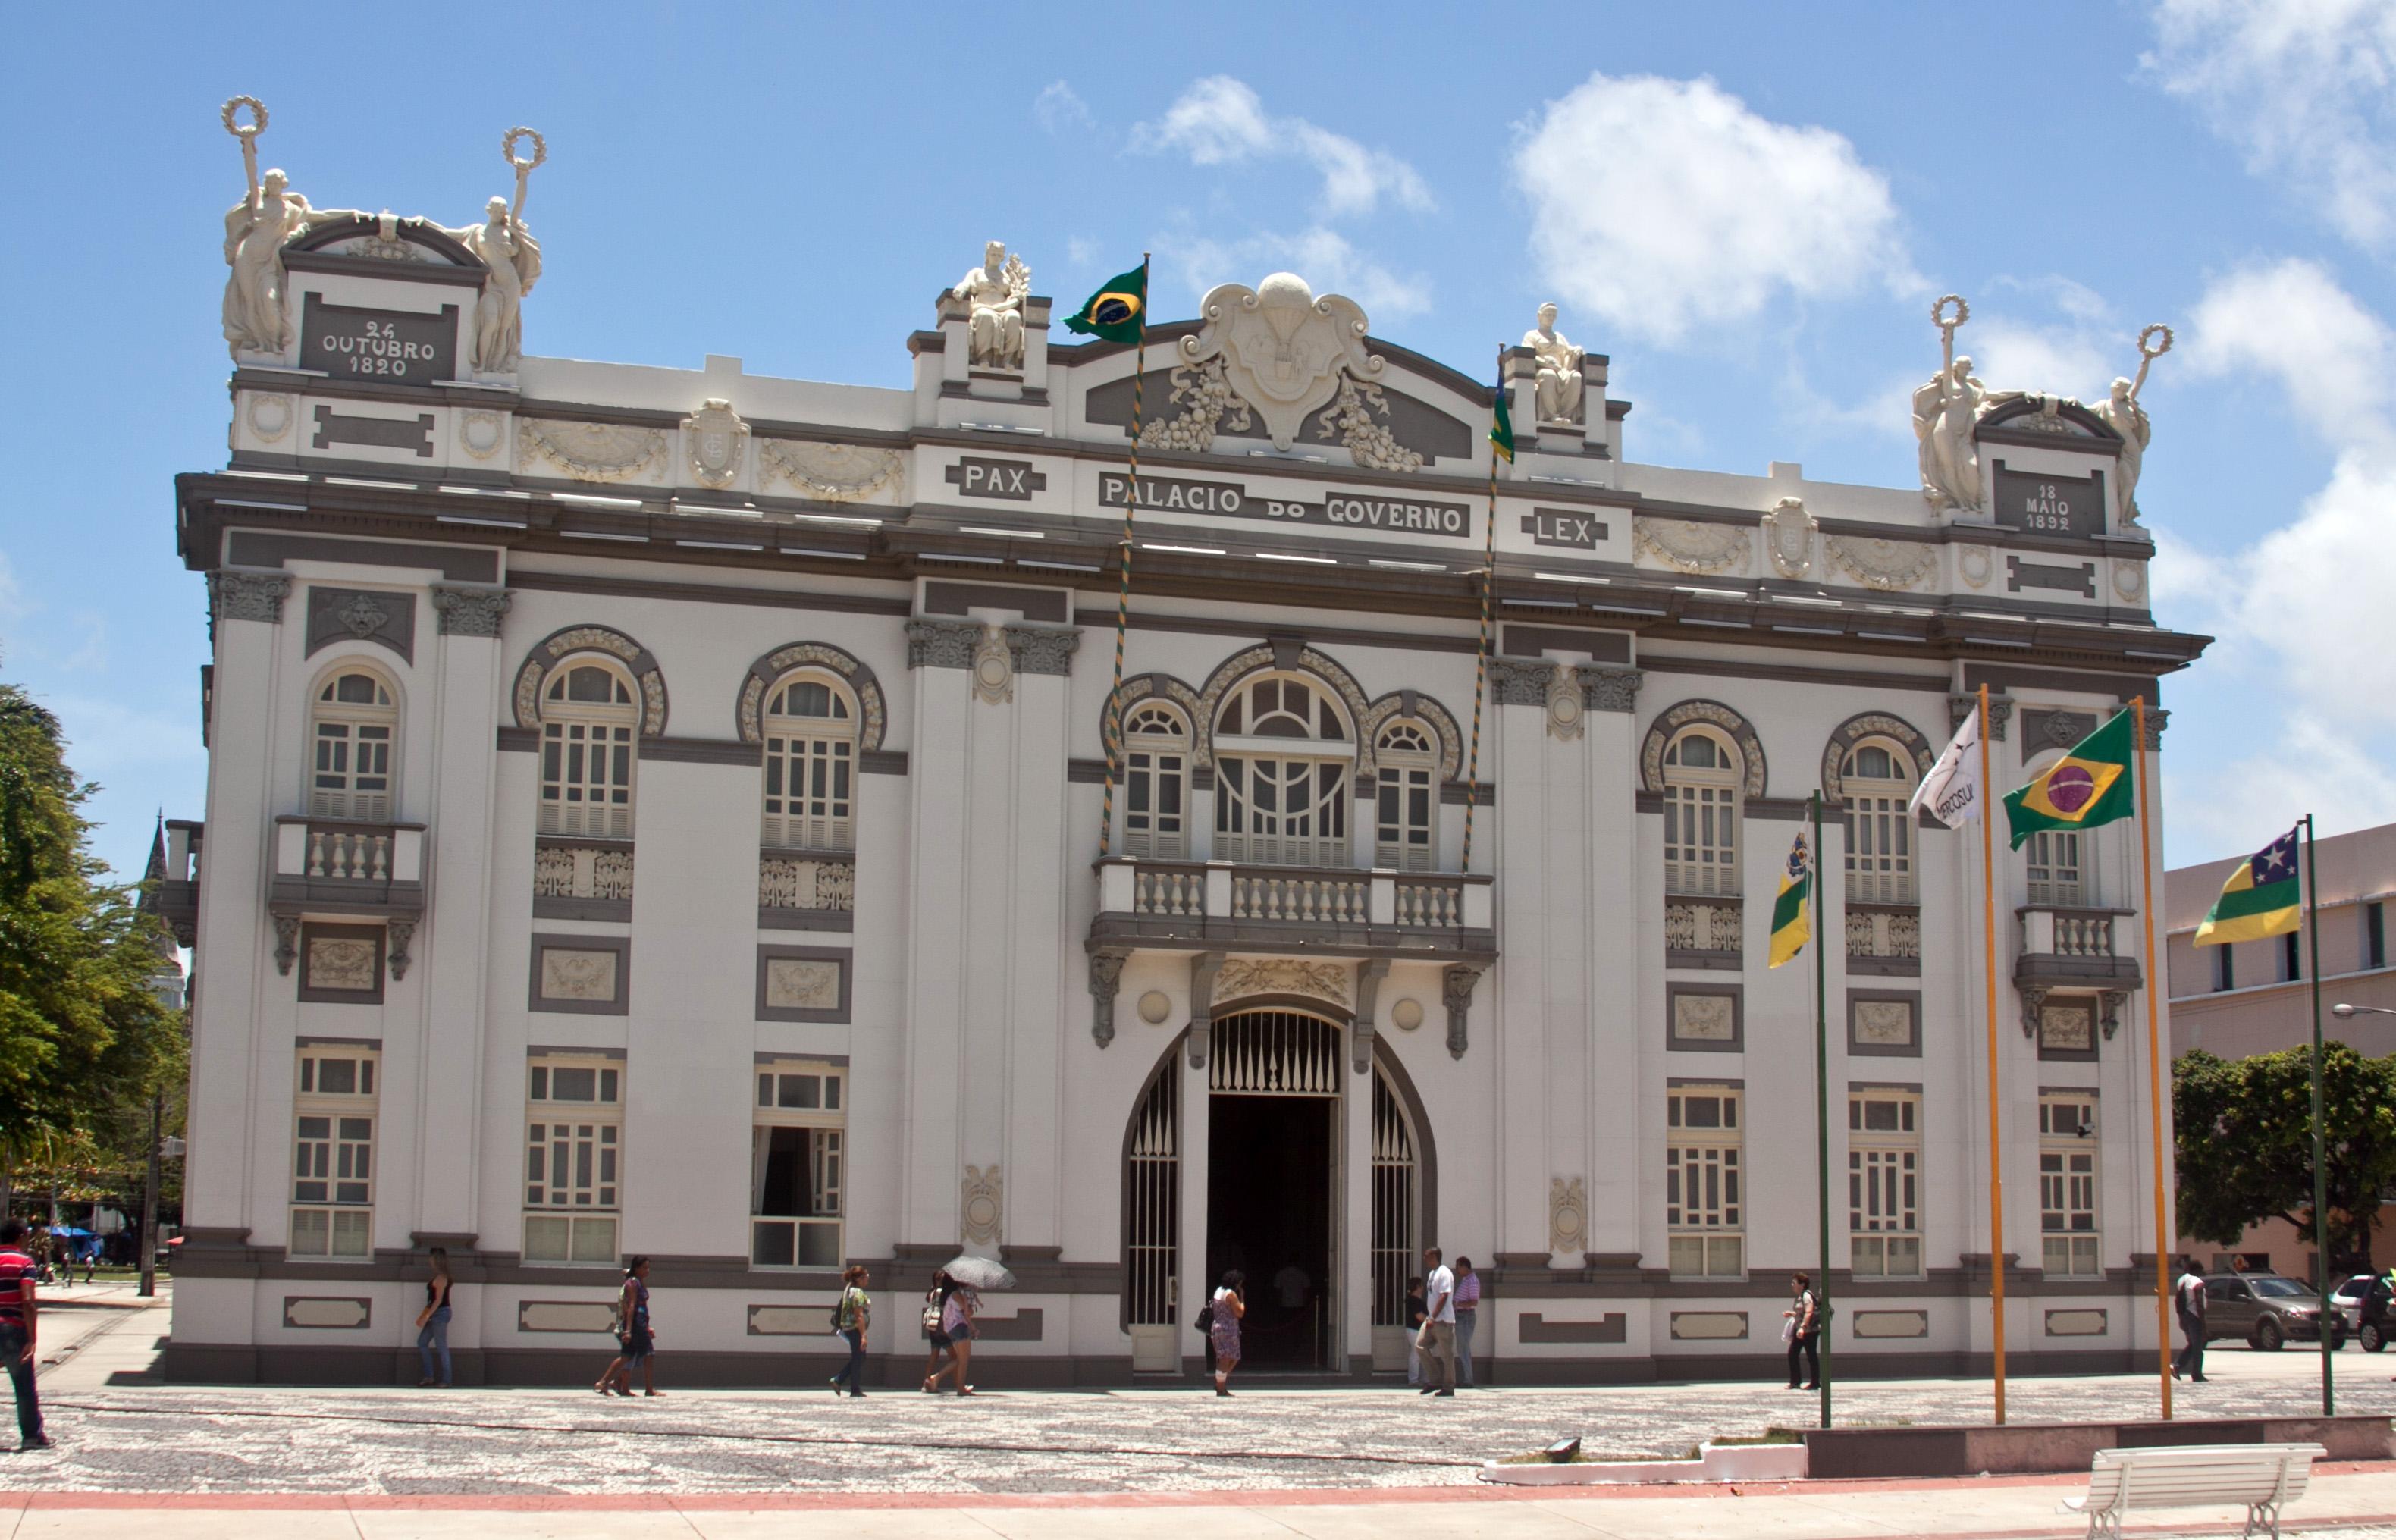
[
  {"xmin": 269, "ymin": 817, "xmax": 426, "ymax": 921},
  {"xmin": 1665, "ymin": 894, "xmax": 1742, "ymax": 970},
  {"xmin": 154, "ymin": 819, "xmax": 203, "ymax": 946},
  {"xmin": 1846, "ymin": 902, "xmax": 1921, "ymax": 977},
  {"xmin": 758, "ymin": 848, "xmax": 856, "ymax": 932},
  {"xmin": 1092, "ymin": 858, "xmax": 1493, "ymax": 955},
  {"xmin": 532, "ymin": 836, "xmax": 633, "ymax": 922},
  {"xmin": 2014, "ymin": 903, "xmax": 2141, "ymax": 993}
]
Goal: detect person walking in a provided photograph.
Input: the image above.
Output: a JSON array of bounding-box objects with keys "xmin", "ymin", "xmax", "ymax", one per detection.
[
  {"xmin": 830, "ymin": 1264, "xmax": 870, "ymax": 1398},
  {"xmin": 935, "ymin": 1278, "xmax": 979, "ymax": 1396},
  {"xmin": 415, "ymin": 1247, "xmax": 454, "ymax": 1388},
  {"xmin": 2172, "ymin": 1256, "xmax": 2209, "ymax": 1383},
  {"xmin": 0, "ymin": 1222, "xmax": 47, "ymax": 1451},
  {"xmin": 1784, "ymin": 1272, "xmax": 1821, "ymax": 1391},
  {"xmin": 1452, "ymin": 1257, "xmax": 1482, "ymax": 1388},
  {"xmin": 920, "ymin": 1270, "xmax": 957, "ymax": 1391},
  {"xmin": 1403, "ymin": 1276, "xmax": 1426, "ymax": 1386},
  {"xmin": 1418, "ymin": 1247, "xmax": 1457, "ymax": 1397},
  {"xmin": 1208, "ymin": 1269, "xmax": 1246, "ymax": 1397},
  {"xmin": 595, "ymin": 1256, "xmax": 660, "ymax": 1397}
]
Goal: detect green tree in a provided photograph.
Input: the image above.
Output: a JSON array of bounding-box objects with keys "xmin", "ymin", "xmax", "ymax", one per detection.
[
  {"xmin": 0, "ymin": 683, "xmax": 182, "ymax": 1203},
  {"xmin": 2174, "ymin": 1043, "xmax": 2396, "ymax": 1270}
]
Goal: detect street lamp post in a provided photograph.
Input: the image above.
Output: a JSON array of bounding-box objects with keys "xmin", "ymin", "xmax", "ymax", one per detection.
[{"xmin": 2332, "ymin": 1004, "xmax": 2396, "ymax": 1019}]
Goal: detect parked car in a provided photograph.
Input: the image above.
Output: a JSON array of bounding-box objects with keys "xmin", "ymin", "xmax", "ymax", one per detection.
[
  {"xmin": 2332, "ymin": 1273, "xmax": 2392, "ymax": 1350},
  {"xmin": 2203, "ymin": 1272, "xmax": 2346, "ymax": 1350}
]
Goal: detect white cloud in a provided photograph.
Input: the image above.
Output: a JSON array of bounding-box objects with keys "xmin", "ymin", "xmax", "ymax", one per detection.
[
  {"xmin": 1968, "ymin": 320, "xmax": 2115, "ymax": 406},
  {"xmin": 1169, "ymin": 227, "xmax": 1432, "ymax": 320},
  {"xmin": 2147, "ymin": 0, "xmax": 2396, "ymax": 251},
  {"xmin": 1137, "ymin": 77, "xmax": 1433, "ymax": 218},
  {"xmin": 2171, "ymin": 710, "xmax": 2396, "ymax": 852},
  {"xmin": 2185, "ymin": 256, "xmax": 2396, "ymax": 453},
  {"xmin": 1511, "ymin": 73, "xmax": 1911, "ymax": 347},
  {"xmin": 1033, "ymin": 80, "xmax": 1093, "ymax": 135}
]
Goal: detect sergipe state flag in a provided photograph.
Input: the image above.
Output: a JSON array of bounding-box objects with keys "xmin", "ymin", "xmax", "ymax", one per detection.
[
  {"xmin": 1767, "ymin": 831, "xmax": 1811, "ymax": 968},
  {"xmin": 1062, "ymin": 265, "xmax": 1147, "ymax": 345},
  {"xmin": 2193, "ymin": 826, "xmax": 2303, "ymax": 947},
  {"xmin": 2002, "ymin": 708, "xmax": 2136, "ymax": 850}
]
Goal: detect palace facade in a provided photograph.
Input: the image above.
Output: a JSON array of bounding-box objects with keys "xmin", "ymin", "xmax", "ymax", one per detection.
[{"xmin": 159, "ymin": 194, "xmax": 2206, "ymax": 1384}]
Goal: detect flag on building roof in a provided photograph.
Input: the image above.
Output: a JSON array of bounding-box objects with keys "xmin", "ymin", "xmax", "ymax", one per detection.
[
  {"xmin": 1768, "ymin": 831, "xmax": 1812, "ymax": 968},
  {"xmin": 1062, "ymin": 264, "xmax": 1147, "ymax": 345},
  {"xmin": 2002, "ymin": 708, "xmax": 2136, "ymax": 850},
  {"xmin": 1489, "ymin": 376, "xmax": 1516, "ymax": 463},
  {"xmin": 2193, "ymin": 826, "xmax": 2302, "ymax": 948},
  {"xmin": 1909, "ymin": 706, "xmax": 1983, "ymax": 830}
]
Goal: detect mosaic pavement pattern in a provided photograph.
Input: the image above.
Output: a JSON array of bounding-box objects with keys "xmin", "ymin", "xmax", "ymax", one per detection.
[{"xmin": 2, "ymin": 1353, "xmax": 2391, "ymax": 1495}]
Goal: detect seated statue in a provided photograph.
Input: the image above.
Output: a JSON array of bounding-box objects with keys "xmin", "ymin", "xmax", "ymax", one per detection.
[
  {"xmin": 1523, "ymin": 303, "xmax": 1585, "ymax": 424},
  {"xmin": 953, "ymin": 241, "xmax": 1031, "ymax": 371}
]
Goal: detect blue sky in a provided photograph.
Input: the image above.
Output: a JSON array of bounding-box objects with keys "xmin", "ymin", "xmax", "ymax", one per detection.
[{"xmin": 5, "ymin": 1, "xmax": 2394, "ymax": 881}]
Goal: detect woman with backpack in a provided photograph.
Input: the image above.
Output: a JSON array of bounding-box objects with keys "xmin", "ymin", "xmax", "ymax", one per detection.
[
  {"xmin": 1783, "ymin": 1271, "xmax": 1821, "ymax": 1391},
  {"xmin": 1206, "ymin": 1269, "xmax": 1246, "ymax": 1397},
  {"xmin": 920, "ymin": 1269, "xmax": 958, "ymax": 1392},
  {"xmin": 829, "ymin": 1264, "xmax": 870, "ymax": 1398},
  {"xmin": 594, "ymin": 1256, "xmax": 660, "ymax": 1397}
]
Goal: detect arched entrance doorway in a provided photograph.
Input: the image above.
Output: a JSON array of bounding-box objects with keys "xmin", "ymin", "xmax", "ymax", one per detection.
[{"xmin": 1206, "ymin": 1008, "xmax": 1342, "ymax": 1368}]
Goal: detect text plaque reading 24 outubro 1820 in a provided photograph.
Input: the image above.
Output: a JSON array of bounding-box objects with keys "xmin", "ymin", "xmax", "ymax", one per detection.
[
  {"xmin": 300, "ymin": 294, "xmax": 459, "ymax": 383},
  {"xmin": 1990, "ymin": 464, "xmax": 2106, "ymax": 540},
  {"xmin": 1098, "ymin": 472, "xmax": 1471, "ymax": 539}
]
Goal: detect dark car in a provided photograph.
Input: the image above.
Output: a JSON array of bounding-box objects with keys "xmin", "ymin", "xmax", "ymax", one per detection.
[
  {"xmin": 2203, "ymin": 1272, "xmax": 2346, "ymax": 1350},
  {"xmin": 2332, "ymin": 1273, "xmax": 2392, "ymax": 1350}
]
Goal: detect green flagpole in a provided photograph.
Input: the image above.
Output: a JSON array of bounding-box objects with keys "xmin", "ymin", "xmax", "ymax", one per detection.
[
  {"xmin": 1813, "ymin": 790, "xmax": 1832, "ymax": 1429},
  {"xmin": 2307, "ymin": 812, "xmax": 2332, "ymax": 1415}
]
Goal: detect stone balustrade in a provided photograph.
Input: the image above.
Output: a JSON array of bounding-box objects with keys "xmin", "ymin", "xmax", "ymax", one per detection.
[
  {"xmin": 1099, "ymin": 858, "xmax": 1493, "ymax": 936},
  {"xmin": 269, "ymin": 816, "xmax": 426, "ymax": 918}
]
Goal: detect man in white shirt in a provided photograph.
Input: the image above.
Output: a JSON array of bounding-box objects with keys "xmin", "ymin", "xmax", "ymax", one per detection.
[{"xmin": 1417, "ymin": 1246, "xmax": 1457, "ymax": 1397}]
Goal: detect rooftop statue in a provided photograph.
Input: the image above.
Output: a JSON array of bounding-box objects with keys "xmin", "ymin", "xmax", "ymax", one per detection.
[
  {"xmin": 1522, "ymin": 303, "xmax": 1585, "ymax": 425},
  {"xmin": 421, "ymin": 129, "xmax": 546, "ymax": 377},
  {"xmin": 218, "ymin": 99, "xmax": 362, "ymax": 357},
  {"xmin": 953, "ymin": 241, "xmax": 1031, "ymax": 371},
  {"xmin": 1911, "ymin": 295, "xmax": 1987, "ymax": 511},
  {"xmin": 2088, "ymin": 325, "xmax": 2172, "ymax": 530}
]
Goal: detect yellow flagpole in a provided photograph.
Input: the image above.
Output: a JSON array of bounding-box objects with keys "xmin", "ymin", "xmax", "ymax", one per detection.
[
  {"xmin": 1979, "ymin": 684, "xmax": 2006, "ymax": 1423},
  {"xmin": 2134, "ymin": 696, "xmax": 2174, "ymax": 1419}
]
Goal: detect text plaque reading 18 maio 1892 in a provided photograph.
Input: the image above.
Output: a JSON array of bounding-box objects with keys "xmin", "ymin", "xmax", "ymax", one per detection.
[
  {"xmin": 300, "ymin": 294, "xmax": 459, "ymax": 384},
  {"xmin": 1990, "ymin": 464, "xmax": 2106, "ymax": 540}
]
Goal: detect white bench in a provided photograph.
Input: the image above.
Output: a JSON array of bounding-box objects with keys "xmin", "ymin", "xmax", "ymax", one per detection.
[{"xmin": 2061, "ymin": 1442, "xmax": 2325, "ymax": 1540}]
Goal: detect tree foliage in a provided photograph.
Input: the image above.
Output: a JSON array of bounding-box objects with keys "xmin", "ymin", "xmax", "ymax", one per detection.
[
  {"xmin": 2174, "ymin": 1042, "xmax": 2396, "ymax": 1269},
  {"xmin": 0, "ymin": 684, "xmax": 182, "ymax": 1175}
]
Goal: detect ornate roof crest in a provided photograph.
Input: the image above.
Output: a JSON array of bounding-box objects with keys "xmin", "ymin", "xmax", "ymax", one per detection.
[{"xmin": 1177, "ymin": 272, "xmax": 1381, "ymax": 450}]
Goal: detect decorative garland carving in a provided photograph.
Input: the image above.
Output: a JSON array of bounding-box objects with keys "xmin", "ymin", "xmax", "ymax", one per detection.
[
  {"xmin": 1639, "ymin": 700, "xmax": 1768, "ymax": 798},
  {"xmin": 759, "ymin": 439, "xmax": 904, "ymax": 501},
  {"xmin": 1634, "ymin": 516, "xmax": 1749, "ymax": 576},
  {"xmin": 1818, "ymin": 711, "xmax": 1935, "ymax": 808},
  {"xmin": 516, "ymin": 419, "xmax": 666, "ymax": 483},
  {"xmin": 1957, "ymin": 542, "xmax": 1993, "ymax": 589},
  {"xmin": 961, "ymin": 1165, "xmax": 1003, "ymax": 1246},
  {"xmin": 1316, "ymin": 376, "xmax": 1422, "ymax": 472},
  {"xmin": 1549, "ymin": 1176, "xmax": 1588, "ymax": 1257},
  {"xmin": 737, "ymin": 641, "xmax": 887, "ymax": 751},
  {"xmin": 1826, "ymin": 535, "xmax": 1938, "ymax": 593},
  {"xmin": 511, "ymin": 624, "xmax": 667, "ymax": 738},
  {"xmin": 1137, "ymin": 358, "xmax": 1251, "ymax": 453},
  {"xmin": 1212, "ymin": 957, "xmax": 1351, "ymax": 1008}
]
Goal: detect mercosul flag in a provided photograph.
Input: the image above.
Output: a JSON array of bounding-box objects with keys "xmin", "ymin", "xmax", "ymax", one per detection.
[
  {"xmin": 2002, "ymin": 709, "xmax": 2135, "ymax": 850},
  {"xmin": 1909, "ymin": 707, "xmax": 1983, "ymax": 830}
]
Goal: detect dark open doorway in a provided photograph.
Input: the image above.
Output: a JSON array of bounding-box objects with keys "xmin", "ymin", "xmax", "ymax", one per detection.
[{"xmin": 1207, "ymin": 1093, "xmax": 1334, "ymax": 1369}]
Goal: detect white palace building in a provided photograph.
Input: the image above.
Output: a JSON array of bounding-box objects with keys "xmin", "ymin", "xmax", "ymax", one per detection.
[{"xmin": 158, "ymin": 144, "xmax": 2206, "ymax": 1385}]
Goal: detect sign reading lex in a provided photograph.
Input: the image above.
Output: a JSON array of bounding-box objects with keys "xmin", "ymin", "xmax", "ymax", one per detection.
[{"xmin": 1099, "ymin": 472, "xmax": 1470, "ymax": 539}]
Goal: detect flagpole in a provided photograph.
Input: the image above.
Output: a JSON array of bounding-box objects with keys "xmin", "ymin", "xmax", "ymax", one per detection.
[
  {"xmin": 1099, "ymin": 253, "xmax": 1150, "ymax": 858},
  {"xmin": 1978, "ymin": 684, "xmax": 2006, "ymax": 1423},
  {"xmin": 2305, "ymin": 812, "xmax": 2333, "ymax": 1416},
  {"xmin": 2132, "ymin": 696, "xmax": 2173, "ymax": 1419},
  {"xmin": 1811, "ymin": 791, "xmax": 1832, "ymax": 1430},
  {"xmin": 1463, "ymin": 348, "xmax": 1500, "ymax": 873}
]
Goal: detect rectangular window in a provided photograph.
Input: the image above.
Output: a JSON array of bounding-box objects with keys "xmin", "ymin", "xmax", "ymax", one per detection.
[
  {"xmin": 524, "ymin": 1057, "xmax": 622, "ymax": 1264},
  {"xmin": 1214, "ymin": 757, "xmax": 1348, "ymax": 868},
  {"xmin": 1665, "ymin": 1086, "xmax": 1743, "ymax": 1278},
  {"xmin": 1124, "ymin": 748, "xmax": 1187, "ymax": 859},
  {"xmin": 751, "ymin": 1062, "xmax": 846, "ymax": 1269},
  {"xmin": 1844, "ymin": 792, "xmax": 1916, "ymax": 905},
  {"xmin": 1664, "ymin": 785, "xmax": 1738, "ymax": 897},
  {"xmin": 2368, "ymin": 901, "xmax": 2386, "ymax": 971},
  {"xmin": 289, "ymin": 1047, "xmax": 378, "ymax": 1260},
  {"xmin": 2212, "ymin": 944, "xmax": 2235, "ymax": 993},
  {"xmin": 762, "ymin": 732, "xmax": 853, "ymax": 851},
  {"xmin": 540, "ymin": 720, "xmax": 635, "ymax": 839},
  {"xmin": 2282, "ymin": 930, "xmax": 2302, "ymax": 983},
  {"xmin": 2038, "ymin": 1093, "xmax": 2100, "ymax": 1278},
  {"xmin": 1848, "ymin": 1091, "xmax": 1921, "ymax": 1278},
  {"xmin": 1375, "ymin": 763, "xmax": 1434, "ymax": 871},
  {"xmin": 311, "ymin": 721, "xmax": 392, "ymax": 821},
  {"xmin": 2025, "ymin": 830, "xmax": 2084, "ymax": 907}
]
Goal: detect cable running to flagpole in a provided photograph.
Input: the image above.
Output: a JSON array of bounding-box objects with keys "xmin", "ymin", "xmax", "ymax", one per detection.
[
  {"xmin": 1463, "ymin": 349, "xmax": 1501, "ymax": 873},
  {"xmin": 1099, "ymin": 253, "xmax": 1150, "ymax": 857},
  {"xmin": 1978, "ymin": 685, "xmax": 2007, "ymax": 1424}
]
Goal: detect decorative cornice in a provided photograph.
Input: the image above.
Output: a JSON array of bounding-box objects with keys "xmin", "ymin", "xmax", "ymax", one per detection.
[
  {"xmin": 431, "ymin": 584, "xmax": 513, "ymax": 638},
  {"xmin": 1004, "ymin": 623, "xmax": 1081, "ymax": 676},
  {"xmin": 1576, "ymin": 666, "xmax": 1643, "ymax": 714},
  {"xmin": 905, "ymin": 618, "xmax": 982, "ymax": 670},
  {"xmin": 209, "ymin": 569, "xmax": 291, "ymax": 625}
]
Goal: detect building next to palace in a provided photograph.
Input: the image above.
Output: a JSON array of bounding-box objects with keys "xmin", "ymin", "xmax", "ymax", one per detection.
[{"xmin": 157, "ymin": 116, "xmax": 2210, "ymax": 1385}]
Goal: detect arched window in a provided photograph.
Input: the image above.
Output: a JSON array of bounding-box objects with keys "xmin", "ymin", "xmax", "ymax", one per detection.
[
  {"xmin": 1121, "ymin": 701, "xmax": 1189, "ymax": 859},
  {"xmin": 1374, "ymin": 721, "xmax": 1437, "ymax": 871},
  {"xmin": 761, "ymin": 673, "xmax": 856, "ymax": 852},
  {"xmin": 1662, "ymin": 728, "xmax": 1739, "ymax": 896},
  {"xmin": 309, "ymin": 669, "xmax": 396, "ymax": 822},
  {"xmin": 539, "ymin": 661, "xmax": 637, "ymax": 839},
  {"xmin": 1213, "ymin": 675, "xmax": 1352, "ymax": 867},
  {"xmin": 1842, "ymin": 742, "xmax": 1918, "ymax": 905}
]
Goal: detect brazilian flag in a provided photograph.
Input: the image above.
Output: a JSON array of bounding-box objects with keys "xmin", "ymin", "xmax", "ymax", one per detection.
[
  {"xmin": 2002, "ymin": 709, "xmax": 2136, "ymax": 849},
  {"xmin": 1490, "ymin": 377, "xmax": 1516, "ymax": 463},
  {"xmin": 1767, "ymin": 832, "xmax": 1811, "ymax": 968},
  {"xmin": 2194, "ymin": 826, "xmax": 2302, "ymax": 947},
  {"xmin": 1063, "ymin": 265, "xmax": 1148, "ymax": 344}
]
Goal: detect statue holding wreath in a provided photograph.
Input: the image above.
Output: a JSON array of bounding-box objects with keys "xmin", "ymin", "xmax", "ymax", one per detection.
[
  {"xmin": 420, "ymin": 128, "xmax": 547, "ymax": 375},
  {"xmin": 218, "ymin": 99, "xmax": 362, "ymax": 356}
]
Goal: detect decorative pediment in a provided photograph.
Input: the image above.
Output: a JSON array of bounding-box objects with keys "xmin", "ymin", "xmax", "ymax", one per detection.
[
  {"xmin": 1178, "ymin": 273, "xmax": 1382, "ymax": 450},
  {"xmin": 287, "ymin": 213, "xmax": 480, "ymax": 268},
  {"xmin": 1977, "ymin": 393, "xmax": 2119, "ymax": 441}
]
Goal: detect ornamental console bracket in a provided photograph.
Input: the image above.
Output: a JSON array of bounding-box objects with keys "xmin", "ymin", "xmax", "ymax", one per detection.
[{"xmin": 1087, "ymin": 947, "xmax": 1130, "ymax": 1049}]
